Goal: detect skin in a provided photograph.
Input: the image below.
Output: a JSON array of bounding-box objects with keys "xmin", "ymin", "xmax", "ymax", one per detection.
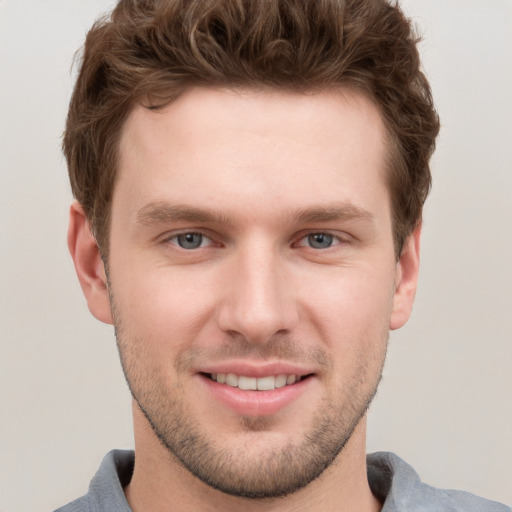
[{"xmin": 68, "ymin": 87, "xmax": 420, "ymax": 512}]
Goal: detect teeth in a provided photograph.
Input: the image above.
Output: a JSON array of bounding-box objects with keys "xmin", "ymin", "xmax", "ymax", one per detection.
[
  {"xmin": 226, "ymin": 373, "xmax": 238, "ymax": 387},
  {"xmin": 275, "ymin": 374, "xmax": 287, "ymax": 388},
  {"xmin": 238, "ymin": 376, "xmax": 257, "ymax": 390},
  {"xmin": 257, "ymin": 376, "xmax": 275, "ymax": 391},
  {"xmin": 211, "ymin": 373, "xmax": 302, "ymax": 390},
  {"xmin": 287, "ymin": 375, "xmax": 296, "ymax": 385}
]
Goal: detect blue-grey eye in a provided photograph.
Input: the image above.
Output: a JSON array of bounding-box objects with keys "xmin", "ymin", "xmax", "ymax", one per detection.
[
  {"xmin": 308, "ymin": 233, "xmax": 334, "ymax": 249},
  {"xmin": 176, "ymin": 233, "xmax": 204, "ymax": 249}
]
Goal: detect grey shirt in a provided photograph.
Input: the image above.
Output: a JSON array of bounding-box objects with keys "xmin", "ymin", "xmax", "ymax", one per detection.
[{"xmin": 55, "ymin": 450, "xmax": 510, "ymax": 511}]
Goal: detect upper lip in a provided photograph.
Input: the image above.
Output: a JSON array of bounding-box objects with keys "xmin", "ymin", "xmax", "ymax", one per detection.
[{"xmin": 197, "ymin": 361, "xmax": 315, "ymax": 378}]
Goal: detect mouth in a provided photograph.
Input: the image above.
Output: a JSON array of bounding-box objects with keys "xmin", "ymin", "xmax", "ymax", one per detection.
[
  {"xmin": 206, "ymin": 373, "xmax": 308, "ymax": 391},
  {"xmin": 198, "ymin": 364, "xmax": 316, "ymax": 416}
]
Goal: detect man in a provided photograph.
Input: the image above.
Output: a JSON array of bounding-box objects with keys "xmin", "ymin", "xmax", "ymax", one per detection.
[{"xmin": 56, "ymin": 0, "xmax": 509, "ymax": 510}]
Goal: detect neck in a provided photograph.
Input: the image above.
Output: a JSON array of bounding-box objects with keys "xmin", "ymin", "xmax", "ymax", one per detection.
[{"xmin": 125, "ymin": 401, "xmax": 381, "ymax": 512}]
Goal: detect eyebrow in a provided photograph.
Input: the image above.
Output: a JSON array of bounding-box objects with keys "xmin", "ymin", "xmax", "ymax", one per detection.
[
  {"xmin": 136, "ymin": 202, "xmax": 234, "ymax": 226},
  {"xmin": 291, "ymin": 203, "xmax": 374, "ymax": 224},
  {"xmin": 135, "ymin": 201, "xmax": 374, "ymax": 227}
]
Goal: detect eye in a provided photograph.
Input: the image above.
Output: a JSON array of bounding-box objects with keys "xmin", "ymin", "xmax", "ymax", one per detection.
[
  {"xmin": 169, "ymin": 232, "xmax": 212, "ymax": 250},
  {"xmin": 307, "ymin": 233, "xmax": 334, "ymax": 249},
  {"xmin": 296, "ymin": 232, "xmax": 341, "ymax": 250}
]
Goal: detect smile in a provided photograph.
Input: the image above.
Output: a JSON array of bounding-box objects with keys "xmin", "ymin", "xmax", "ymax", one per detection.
[
  {"xmin": 201, "ymin": 370, "xmax": 314, "ymax": 416},
  {"xmin": 210, "ymin": 373, "xmax": 302, "ymax": 390}
]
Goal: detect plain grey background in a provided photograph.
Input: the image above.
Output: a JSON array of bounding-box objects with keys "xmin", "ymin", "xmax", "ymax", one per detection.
[{"xmin": 0, "ymin": 1, "xmax": 511, "ymax": 511}]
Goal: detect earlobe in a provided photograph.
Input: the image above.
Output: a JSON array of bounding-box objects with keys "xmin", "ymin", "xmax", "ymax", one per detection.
[
  {"xmin": 67, "ymin": 202, "xmax": 113, "ymax": 324},
  {"xmin": 389, "ymin": 225, "xmax": 421, "ymax": 331}
]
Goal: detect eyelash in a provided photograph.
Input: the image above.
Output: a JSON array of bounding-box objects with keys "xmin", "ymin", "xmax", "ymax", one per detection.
[
  {"xmin": 164, "ymin": 230, "xmax": 347, "ymax": 251},
  {"xmin": 166, "ymin": 231, "xmax": 215, "ymax": 250},
  {"xmin": 295, "ymin": 232, "xmax": 344, "ymax": 250}
]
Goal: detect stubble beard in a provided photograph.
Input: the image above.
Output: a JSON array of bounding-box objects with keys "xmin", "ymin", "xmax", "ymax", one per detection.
[{"xmin": 110, "ymin": 298, "xmax": 387, "ymax": 499}]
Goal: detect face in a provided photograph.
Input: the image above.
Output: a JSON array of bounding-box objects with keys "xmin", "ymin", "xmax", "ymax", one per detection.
[{"xmin": 72, "ymin": 88, "xmax": 419, "ymax": 498}]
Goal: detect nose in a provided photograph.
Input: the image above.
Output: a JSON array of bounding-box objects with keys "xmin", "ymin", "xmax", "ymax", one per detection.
[{"xmin": 217, "ymin": 243, "xmax": 299, "ymax": 344}]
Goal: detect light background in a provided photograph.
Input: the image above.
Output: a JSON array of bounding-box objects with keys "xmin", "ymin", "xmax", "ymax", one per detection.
[{"xmin": 0, "ymin": 1, "xmax": 511, "ymax": 511}]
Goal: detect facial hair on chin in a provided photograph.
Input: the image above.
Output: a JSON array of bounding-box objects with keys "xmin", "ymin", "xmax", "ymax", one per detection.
[{"xmin": 109, "ymin": 289, "xmax": 388, "ymax": 499}]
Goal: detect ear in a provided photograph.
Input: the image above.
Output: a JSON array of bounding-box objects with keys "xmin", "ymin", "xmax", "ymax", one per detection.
[
  {"xmin": 67, "ymin": 202, "xmax": 113, "ymax": 324},
  {"xmin": 390, "ymin": 225, "xmax": 421, "ymax": 330}
]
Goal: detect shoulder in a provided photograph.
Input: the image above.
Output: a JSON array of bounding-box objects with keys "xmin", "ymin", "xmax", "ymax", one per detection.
[
  {"xmin": 368, "ymin": 452, "xmax": 511, "ymax": 512},
  {"xmin": 53, "ymin": 450, "xmax": 134, "ymax": 512},
  {"xmin": 53, "ymin": 497, "xmax": 89, "ymax": 512}
]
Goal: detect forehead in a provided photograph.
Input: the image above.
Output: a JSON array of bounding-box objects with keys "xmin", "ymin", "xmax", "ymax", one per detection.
[{"xmin": 115, "ymin": 87, "xmax": 390, "ymax": 225}]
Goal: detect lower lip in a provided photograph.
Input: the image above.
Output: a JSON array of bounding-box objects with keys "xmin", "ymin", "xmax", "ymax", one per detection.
[{"xmin": 199, "ymin": 375, "xmax": 312, "ymax": 417}]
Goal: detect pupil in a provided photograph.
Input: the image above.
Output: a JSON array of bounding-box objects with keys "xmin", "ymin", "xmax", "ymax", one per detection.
[
  {"xmin": 178, "ymin": 233, "xmax": 202, "ymax": 249},
  {"xmin": 309, "ymin": 233, "xmax": 333, "ymax": 249}
]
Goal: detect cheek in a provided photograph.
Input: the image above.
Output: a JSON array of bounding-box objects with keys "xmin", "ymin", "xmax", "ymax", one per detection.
[
  {"xmin": 111, "ymin": 262, "xmax": 221, "ymax": 346},
  {"xmin": 299, "ymin": 264, "xmax": 395, "ymax": 335},
  {"xmin": 296, "ymin": 264, "xmax": 392, "ymax": 385}
]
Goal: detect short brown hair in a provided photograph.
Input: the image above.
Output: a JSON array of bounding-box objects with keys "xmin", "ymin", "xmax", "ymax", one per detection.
[{"xmin": 64, "ymin": 0, "xmax": 440, "ymax": 258}]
